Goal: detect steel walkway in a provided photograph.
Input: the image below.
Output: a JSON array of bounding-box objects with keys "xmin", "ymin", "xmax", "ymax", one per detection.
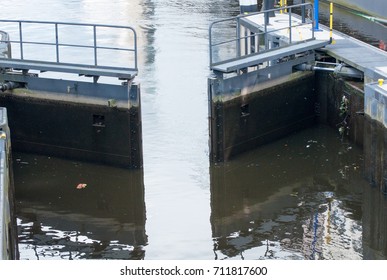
[
  {"xmin": 212, "ymin": 39, "xmax": 329, "ymax": 73},
  {"xmin": 0, "ymin": 58, "xmax": 137, "ymax": 80},
  {"xmin": 324, "ymin": 36, "xmax": 387, "ymax": 80}
]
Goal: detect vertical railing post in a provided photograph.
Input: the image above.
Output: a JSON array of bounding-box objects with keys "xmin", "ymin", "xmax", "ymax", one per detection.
[
  {"xmin": 209, "ymin": 24, "xmax": 213, "ymax": 68},
  {"xmin": 312, "ymin": 4, "xmax": 315, "ymax": 39},
  {"xmin": 288, "ymin": 7, "xmax": 292, "ymax": 44},
  {"xmin": 264, "ymin": 8, "xmax": 269, "ymax": 25},
  {"xmin": 314, "ymin": 0, "xmax": 321, "ymax": 31},
  {"xmin": 133, "ymin": 29, "xmax": 138, "ymax": 70},
  {"xmin": 263, "ymin": 0, "xmax": 274, "ymax": 24},
  {"xmin": 264, "ymin": 11, "xmax": 268, "ymax": 51},
  {"xmin": 236, "ymin": 17, "xmax": 241, "ymax": 59},
  {"xmin": 93, "ymin": 25, "xmax": 98, "ymax": 66},
  {"xmin": 280, "ymin": 0, "xmax": 283, "ymax": 14},
  {"xmin": 301, "ymin": 0, "xmax": 306, "ymax": 23},
  {"xmin": 18, "ymin": 22, "xmax": 23, "ymax": 60},
  {"xmin": 330, "ymin": 2, "xmax": 333, "ymax": 43},
  {"xmin": 244, "ymin": 25, "xmax": 248, "ymax": 56},
  {"xmin": 55, "ymin": 23, "xmax": 59, "ymax": 63}
]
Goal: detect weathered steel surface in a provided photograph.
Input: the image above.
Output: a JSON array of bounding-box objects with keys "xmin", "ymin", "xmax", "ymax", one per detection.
[{"xmin": 0, "ymin": 107, "xmax": 18, "ymax": 260}]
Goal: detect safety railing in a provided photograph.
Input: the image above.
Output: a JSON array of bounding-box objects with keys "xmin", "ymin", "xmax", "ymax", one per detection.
[
  {"xmin": 209, "ymin": 3, "xmax": 315, "ymax": 69},
  {"xmin": 0, "ymin": 20, "xmax": 138, "ymax": 77}
]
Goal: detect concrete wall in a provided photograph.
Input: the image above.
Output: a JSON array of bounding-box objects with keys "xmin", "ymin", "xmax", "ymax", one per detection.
[
  {"xmin": 315, "ymin": 71, "xmax": 365, "ymax": 146},
  {"xmin": 363, "ymin": 116, "xmax": 387, "ymax": 194},
  {"xmin": 362, "ymin": 127, "xmax": 387, "ymax": 258},
  {"xmin": 208, "ymin": 68, "xmax": 367, "ymax": 166}
]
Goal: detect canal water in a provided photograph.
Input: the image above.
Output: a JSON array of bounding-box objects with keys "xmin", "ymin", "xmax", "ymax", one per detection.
[{"xmin": 2, "ymin": 0, "xmax": 387, "ymax": 259}]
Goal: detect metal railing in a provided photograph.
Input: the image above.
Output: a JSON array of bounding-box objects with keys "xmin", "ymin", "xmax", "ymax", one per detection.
[
  {"xmin": 0, "ymin": 20, "xmax": 137, "ymax": 74},
  {"xmin": 209, "ymin": 3, "xmax": 315, "ymax": 68}
]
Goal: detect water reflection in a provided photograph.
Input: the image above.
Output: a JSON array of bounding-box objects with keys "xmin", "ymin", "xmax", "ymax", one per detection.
[
  {"xmin": 210, "ymin": 125, "xmax": 366, "ymax": 259},
  {"xmin": 14, "ymin": 153, "xmax": 146, "ymax": 260}
]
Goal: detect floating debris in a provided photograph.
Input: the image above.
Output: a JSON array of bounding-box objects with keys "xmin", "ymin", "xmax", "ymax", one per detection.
[{"xmin": 76, "ymin": 183, "xmax": 87, "ymax": 189}]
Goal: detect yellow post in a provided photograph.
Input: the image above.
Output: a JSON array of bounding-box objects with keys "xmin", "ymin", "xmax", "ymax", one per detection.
[
  {"xmin": 330, "ymin": 2, "xmax": 333, "ymax": 43},
  {"xmin": 284, "ymin": 0, "xmax": 287, "ymax": 13},
  {"xmin": 280, "ymin": 0, "xmax": 283, "ymax": 14}
]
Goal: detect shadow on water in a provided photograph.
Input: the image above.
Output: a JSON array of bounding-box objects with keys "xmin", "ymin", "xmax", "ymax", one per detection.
[
  {"xmin": 13, "ymin": 153, "xmax": 147, "ymax": 260},
  {"xmin": 210, "ymin": 124, "xmax": 382, "ymax": 260}
]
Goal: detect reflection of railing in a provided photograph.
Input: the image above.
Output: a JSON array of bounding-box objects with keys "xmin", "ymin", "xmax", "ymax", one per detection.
[
  {"xmin": 0, "ymin": 20, "xmax": 137, "ymax": 79},
  {"xmin": 209, "ymin": 3, "xmax": 315, "ymax": 69}
]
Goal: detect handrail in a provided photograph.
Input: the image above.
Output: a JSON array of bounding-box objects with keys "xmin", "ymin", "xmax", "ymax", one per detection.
[
  {"xmin": 209, "ymin": 3, "xmax": 315, "ymax": 68},
  {"xmin": 0, "ymin": 20, "xmax": 138, "ymax": 75}
]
